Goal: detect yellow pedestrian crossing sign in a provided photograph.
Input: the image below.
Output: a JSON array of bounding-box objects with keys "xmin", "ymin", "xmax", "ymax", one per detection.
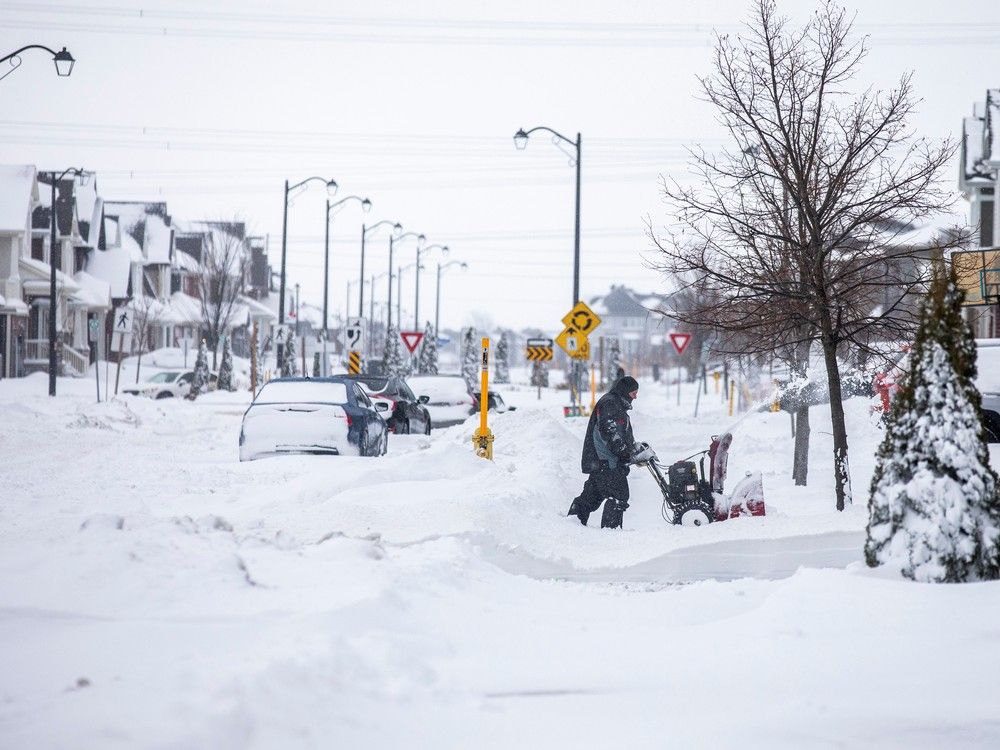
[
  {"xmin": 561, "ymin": 301, "xmax": 601, "ymax": 337},
  {"xmin": 556, "ymin": 326, "xmax": 590, "ymax": 359}
]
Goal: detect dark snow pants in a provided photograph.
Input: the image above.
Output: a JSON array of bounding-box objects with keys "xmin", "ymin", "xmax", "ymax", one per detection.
[{"xmin": 568, "ymin": 466, "xmax": 630, "ymax": 529}]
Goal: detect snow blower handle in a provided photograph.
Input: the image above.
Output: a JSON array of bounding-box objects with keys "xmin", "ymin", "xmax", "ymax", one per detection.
[{"xmin": 629, "ymin": 442, "xmax": 657, "ymax": 465}]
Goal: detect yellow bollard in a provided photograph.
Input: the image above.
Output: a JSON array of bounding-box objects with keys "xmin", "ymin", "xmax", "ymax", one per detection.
[
  {"xmin": 713, "ymin": 371, "xmax": 721, "ymax": 394},
  {"xmin": 472, "ymin": 337, "xmax": 494, "ymax": 459},
  {"xmin": 728, "ymin": 380, "xmax": 735, "ymax": 417},
  {"xmin": 771, "ymin": 379, "xmax": 781, "ymax": 412}
]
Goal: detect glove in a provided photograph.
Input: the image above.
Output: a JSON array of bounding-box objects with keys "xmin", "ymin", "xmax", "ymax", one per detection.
[{"xmin": 629, "ymin": 442, "xmax": 656, "ymax": 464}]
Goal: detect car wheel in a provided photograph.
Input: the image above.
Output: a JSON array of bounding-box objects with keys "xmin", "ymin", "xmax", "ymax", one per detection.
[
  {"xmin": 424, "ymin": 418, "xmax": 431, "ymax": 435},
  {"xmin": 381, "ymin": 432, "xmax": 388, "ymax": 455},
  {"xmin": 402, "ymin": 419, "xmax": 411, "ymax": 435},
  {"xmin": 358, "ymin": 431, "xmax": 368, "ymax": 457},
  {"xmin": 155, "ymin": 391, "xmax": 173, "ymax": 399}
]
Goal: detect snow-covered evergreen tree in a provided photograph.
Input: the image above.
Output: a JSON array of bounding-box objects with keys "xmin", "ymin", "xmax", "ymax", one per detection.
[
  {"xmin": 418, "ymin": 322, "xmax": 438, "ymax": 375},
  {"xmin": 866, "ymin": 264, "xmax": 1000, "ymax": 582},
  {"xmin": 495, "ymin": 332, "xmax": 510, "ymax": 384},
  {"xmin": 531, "ymin": 360, "xmax": 549, "ymax": 389},
  {"xmin": 312, "ymin": 351, "xmax": 321, "ymax": 378},
  {"xmin": 254, "ymin": 332, "xmax": 265, "ymax": 392},
  {"xmin": 217, "ymin": 336, "xmax": 235, "ymax": 391},
  {"xmin": 282, "ymin": 331, "xmax": 300, "ymax": 377},
  {"xmin": 383, "ymin": 323, "xmax": 405, "ymax": 378},
  {"xmin": 461, "ymin": 327, "xmax": 478, "ymax": 392},
  {"xmin": 187, "ymin": 339, "xmax": 210, "ymax": 399}
]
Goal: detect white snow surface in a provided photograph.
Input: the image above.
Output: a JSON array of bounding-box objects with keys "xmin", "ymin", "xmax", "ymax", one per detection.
[{"xmin": 2, "ymin": 373, "xmax": 999, "ymax": 748}]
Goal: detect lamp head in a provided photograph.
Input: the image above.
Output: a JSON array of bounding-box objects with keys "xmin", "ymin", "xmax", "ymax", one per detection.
[
  {"xmin": 53, "ymin": 47, "xmax": 74, "ymax": 77},
  {"xmin": 442, "ymin": 245, "xmax": 450, "ymax": 256},
  {"xmin": 392, "ymin": 222, "xmax": 403, "ymax": 236},
  {"xmin": 460, "ymin": 262, "xmax": 468, "ymax": 270},
  {"xmin": 361, "ymin": 198, "xmax": 372, "ymax": 213},
  {"xmin": 78, "ymin": 170, "xmax": 91, "ymax": 187},
  {"xmin": 513, "ymin": 128, "xmax": 529, "ymax": 150},
  {"xmin": 417, "ymin": 234, "xmax": 426, "ymax": 243},
  {"xmin": 325, "ymin": 179, "xmax": 339, "ymax": 196}
]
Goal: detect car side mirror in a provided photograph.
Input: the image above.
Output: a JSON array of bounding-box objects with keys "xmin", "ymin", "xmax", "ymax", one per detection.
[
  {"xmin": 508, "ymin": 406, "xmax": 517, "ymax": 412},
  {"xmin": 375, "ymin": 402, "xmax": 389, "ymax": 412},
  {"xmin": 418, "ymin": 395, "xmax": 429, "ymax": 404}
]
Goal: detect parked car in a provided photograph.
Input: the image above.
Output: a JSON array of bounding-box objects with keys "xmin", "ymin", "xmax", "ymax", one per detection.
[
  {"xmin": 407, "ymin": 374, "xmax": 476, "ymax": 428},
  {"xmin": 977, "ymin": 340, "xmax": 1000, "ymax": 443},
  {"xmin": 122, "ymin": 369, "xmax": 217, "ymax": 399},
  {"xmin": 352, "ymin": 375, "xmax": 433, "ymax": 435},
  {"xmin": 472, "ymin": 390, "xmax": 517, "ymax": 414},
  {"xmin": 239, "ymin": 377, "xmax": 388, "ymax": 461}
]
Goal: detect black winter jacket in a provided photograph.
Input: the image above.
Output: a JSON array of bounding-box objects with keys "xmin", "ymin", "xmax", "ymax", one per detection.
[{"xmin": 581, "ymin": 378, "xmax": 636, "ymax": 473}]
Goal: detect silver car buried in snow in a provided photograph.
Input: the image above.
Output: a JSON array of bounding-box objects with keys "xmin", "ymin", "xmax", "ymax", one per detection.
[{"xmin": 239, "ymin": 377, "xmax": 388, "ymax": 461}]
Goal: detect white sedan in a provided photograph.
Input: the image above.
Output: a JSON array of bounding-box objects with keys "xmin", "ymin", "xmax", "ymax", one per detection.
[
  {"xmin": 406, "ymin": 374, "xmax": 476, "ymax": 429},
  {"xmin": 122, "ymin": 370, "xmax": 217, "ymax": 399}
]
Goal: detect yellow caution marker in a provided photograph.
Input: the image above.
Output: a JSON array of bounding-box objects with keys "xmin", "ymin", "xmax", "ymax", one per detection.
[{"xmin": 472, "ymin": 337, "xmax": 495, "ymax": 460}]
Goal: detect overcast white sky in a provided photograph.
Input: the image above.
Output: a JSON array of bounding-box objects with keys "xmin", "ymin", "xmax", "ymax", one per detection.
[{"xmin": 2, "ymin": 0, "xmax": 1000, "ymax": 332}]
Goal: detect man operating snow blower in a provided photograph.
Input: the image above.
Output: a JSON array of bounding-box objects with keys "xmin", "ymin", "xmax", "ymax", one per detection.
[{"xmin": 567, "ymin": 376, "xmax": 654, "ymax": 529}]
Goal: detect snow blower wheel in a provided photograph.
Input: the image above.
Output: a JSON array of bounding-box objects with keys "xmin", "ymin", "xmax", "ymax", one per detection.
[{"xmin": 675, "ymin": 500, "xmax": 714, "ymax": 527}]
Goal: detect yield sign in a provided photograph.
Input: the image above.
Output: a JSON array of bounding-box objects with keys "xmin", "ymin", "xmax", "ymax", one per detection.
[
  {"xmin": 400, "ymin": 330, "xmax": 424, "ymax": 353},
  {"xmin": 669, "ymin": 332, "xmax": 692, "ymax": 356}
]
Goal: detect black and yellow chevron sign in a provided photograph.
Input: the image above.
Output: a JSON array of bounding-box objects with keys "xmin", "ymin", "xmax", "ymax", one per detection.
[
  {"xmin": 347, "ymin": 350, "xmax": 361, "ymax": 375},
  {"xmin": 525, "ymin": 345, "xmax": 554, "ymax": 362}
]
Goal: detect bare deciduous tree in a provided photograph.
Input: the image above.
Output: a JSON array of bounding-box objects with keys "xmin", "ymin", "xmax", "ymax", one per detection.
[
  {"xmin": 652, "ymin": 0, "xmax": 964, "ymax": 510},
  {"xmin": 197, "ymin": 221, "xmax": 249, "ymax": 370}
]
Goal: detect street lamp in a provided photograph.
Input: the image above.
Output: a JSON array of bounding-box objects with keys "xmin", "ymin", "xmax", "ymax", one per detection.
[
  {"xmin": 324, "ymin": 195, "xmax": 371, "ymax": 337},
  {"xmin": 386, "ymin": 231, "xmax": 425, "ymax": 330},
  {"xmin": 435, "ymin": 260, "xmax": 468, "ymax": 339},
  {"xmin": 1, "ymin": 45, "xmax": 75, "ymax": 81},
  {"xmin": 44, "ymin": 167, "xmax": 89, "ymax": 396},
  {"xmin": 512, "ymin": 125, "xmax": 582, "ymax": 306},
  {"xmin": 414, "ymin": 243, "xmax": 448, "ymax": 330},
  {"xmin": 278, "ymin": 175, "xmax": 337, "ymax": 368},
  {"xmin": 360, "ymin": 220, "xmax": 402, "ymax": 320},
  {"xmin": 396, "ymin": 261, "xmax": 424, "ymax": 329},
  {"xmin": 514, "ymin": 124, "xmax": 583, "ymax": 398}
]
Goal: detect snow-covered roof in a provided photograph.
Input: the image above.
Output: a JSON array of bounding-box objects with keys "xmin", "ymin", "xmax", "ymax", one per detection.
[
  {"xmin": 174, "ymin": 249, "xmax": 199, "ymax": 272},
  {"xmin": 0, "ymin": 164, "xmax": 38, "ymax": 234},
  {"xmin": 986, "ymin": 88, "xmax": 1000, "ymax": 167},
  {"xmin": 143, "ymin": 214, "xmax": 173, "ymax": 264},
  {"xmin": 240, "ymin": 294, "xmax": 278, "ymax": 321},
  {"xmin": 71, "ymin": 270, "xmax": 112, "ymax": 310},
  {"xmin": 19, "ymin": 256, "xmax": 80, "ymax": 295},
  {"xmin": 0, "ymin": 291, "xmax": 28, "ymax": 314},
  {"xmin": 87, "ymin": 245, "xmax": 134, "ymax": 298},
  {"xmin": 120, "ymin": 228, "xmax": 145, "ymax": 263},
  {"xmin": 892, "ymin": 213, "xmax": 970, "ymax": 247},
  {"xmin": 166, "ymin": 291, "xmax": 202, "ymax": 325}
]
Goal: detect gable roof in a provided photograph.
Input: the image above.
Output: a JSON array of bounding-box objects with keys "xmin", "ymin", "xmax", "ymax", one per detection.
[{"xmin": 0, "ymin": 164, "xmax": 38, "ymax": 234}]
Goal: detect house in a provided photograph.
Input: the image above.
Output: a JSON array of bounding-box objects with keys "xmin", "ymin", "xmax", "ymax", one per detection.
[
  {"xmin": 0, "ymin": 165, "xmax": 37, "ymax": 378},
  {"xmin": 589, "ymin": 285, "xmax": 675, "ymax": 373},
  {"xmin": 958, "ymin": 88, "xmax": 1000, "ymax": 339}
]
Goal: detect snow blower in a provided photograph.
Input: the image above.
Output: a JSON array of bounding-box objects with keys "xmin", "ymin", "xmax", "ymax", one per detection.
[{"xmin": 634, "ymin": 433, "xmax": 766, "ymax": 527}]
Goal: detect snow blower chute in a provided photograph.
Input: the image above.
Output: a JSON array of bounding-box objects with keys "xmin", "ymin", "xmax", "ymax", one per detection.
[{"xmin": 634, "ymin": 433, "xmax": 766, "ymax": 527}]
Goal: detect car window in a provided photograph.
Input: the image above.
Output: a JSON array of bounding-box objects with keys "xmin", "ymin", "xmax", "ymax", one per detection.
[
  {"xmin": 148, "ymin": 372, "xmax": 179, "ymax": 383},
  {"xmin": 255, "ymin": 381, "xmax": 350, "ymax": 404},
  {"xmin": 177, "ymin": 375, "xmax": 191, "ymax": 385},
  {"xmin": 354, "ymin": 384, "xmax": 373, "ymax": 408},
  {"xmin": 399, "ymin": 383, "xmax": 416, "ymax": 401}
]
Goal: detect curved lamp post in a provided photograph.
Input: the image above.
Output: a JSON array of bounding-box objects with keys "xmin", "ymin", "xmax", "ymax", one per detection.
[
  {"xmin": 1, "ymin": 45, "xmax": 74, "ymax": 82},
  {"xmin": 414, "ymin": 243, "xmax": 448, "ymax": 330},
  {"xmin": 278, "ymin": 175, "xmax": 337, "ymax": 368},
  {"xmin": 386, "ymin": 231, "xmax": 425, "ymax": 330},
  {"xmin": 435, "ymin": 260, "xmax": 468, "ymax": 338},
  {"xmin": 324, "ymin": 195, "xmax": 370, "ymax": 337},
  {"xmin": 45, "ymin": 167, "xmax": 89, "ymax": 396},
  {"xmin": 359, "ymin": 219, "xmax": 402, "ymax": 319}
]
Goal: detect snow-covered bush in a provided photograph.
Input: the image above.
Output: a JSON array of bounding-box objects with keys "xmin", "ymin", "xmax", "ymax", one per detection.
[
  {"xmin": 313, "ymin": 351, "xmax": 321, "ymax": 378},
  {"xmin": 418, "ymin": 322, "xmax": 438, "ymax": 375},
  {"xmin": 607, "ymin": 338, "xmax": 623, "ymax": 384},
  {"xmin": 282, "ymin": 331, "xmax": 299, "ymax": 377},
  {"xmin": 866, "ymin": 265, "xmax": 1000, "ymax": 582},
  {"xmin": 187, "ymin": 339, "xmax": 210, "ymax": 400},
  {"xmin": 495, "ymin": 332, "xmax": 510, "ymax": 384},
  {"xmin": 461, "ymin": 328, "xmax": 478, "ymax": 392},
  {"xmin": 383, "ymin": 323, "xmax": 405, "ymax": 378},
  {"xmin": 217, "ymin": 336, "xmax": 235, "ymax": 391}
]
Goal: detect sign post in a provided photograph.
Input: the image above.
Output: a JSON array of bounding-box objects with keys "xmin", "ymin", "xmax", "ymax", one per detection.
[
  {"xmin": 472, "ymin": 337, "xmax": 494, "ymax": 460},
  {"xmin": 345, "ymin": 317, "xmax": 365, "ymax": 376},
  {"xmin": 112, "ymin": 308, "xmax": 133, "ymax": 396},
  {"xmin": 669, "ymin": 332, "xmax": 692, "ymax": 406},
  {"xmin": 88, "ymin": 317, "xmax": 100, "ymax": 403},
  {"xmin": 558, "ymin": 301, "xmax": 601, "ymax": 410}
]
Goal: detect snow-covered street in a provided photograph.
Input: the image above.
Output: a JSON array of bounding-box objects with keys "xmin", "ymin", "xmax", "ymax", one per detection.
[{"xmin": 3, "ymin": 374, "xmax": 999, "ymax": 749}]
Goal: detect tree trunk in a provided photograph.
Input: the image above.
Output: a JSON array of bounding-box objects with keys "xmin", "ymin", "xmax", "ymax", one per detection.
[
  {"xmin": 792, "ymin": 404, "xmax": 810, "ymax": 485},
  {"xmin": 819, "ymin": 324, "xmax": 852, "ymax": 511}
]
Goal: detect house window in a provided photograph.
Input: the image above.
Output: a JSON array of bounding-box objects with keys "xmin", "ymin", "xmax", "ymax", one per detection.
[
  {"xmin": 981, "ymin": 200, "xmax": 994, "ymax": 248},
  {"xmin": 31, "ymin": 236, "xmax": 45, "ymax": 261}
]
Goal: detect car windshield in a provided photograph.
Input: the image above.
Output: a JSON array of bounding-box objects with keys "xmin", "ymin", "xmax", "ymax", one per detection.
[
  {"xmin": 354, "ymin": 376, "xmax": 390, "ymax": 395},
  {"xmin": 408, "ymin": 376, "xmax": 468, "ymax": 400},
  {"xmin": 977, "ymin": 345, "xmax": 1000, "ymax": 393},
  {"xmin": 255, "ymin": 381, "xmax": 350, "ymax": 404},
  {"xmin": 148, "ymin": 372, "xmax": 180, "ymax": 383}
]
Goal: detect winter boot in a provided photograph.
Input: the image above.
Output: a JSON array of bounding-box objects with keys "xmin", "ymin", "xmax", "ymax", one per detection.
[{"xmin": 567, "ymin": 501, "xmax": 590, "ymax": 526}]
